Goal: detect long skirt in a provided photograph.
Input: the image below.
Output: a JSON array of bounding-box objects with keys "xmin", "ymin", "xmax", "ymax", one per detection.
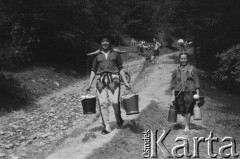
[{"xmin": 174, "ymin": 91, "xmax": 196, "ymax": 116}]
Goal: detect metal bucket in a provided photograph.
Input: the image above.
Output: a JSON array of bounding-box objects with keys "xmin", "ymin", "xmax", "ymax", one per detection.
[
  {"xmin": 81, "ymin": 94, "xmax": 96, "ymax": 114},
  {"xmin": 122, "ymin": 94, "xmax": 139, "ymax": 115}
]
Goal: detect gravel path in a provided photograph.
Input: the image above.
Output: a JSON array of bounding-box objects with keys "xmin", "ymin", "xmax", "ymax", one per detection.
[
  {"xmin": 0, "ymin": 54, "xmax": 144, "ymax": 159},
  {"xmin": 2, "ymin": 50, "xmax": 239, "ymax": 159},
  {"xmin": 44, "ymin": 51, "xmax": 180, "ymax": 159},
  {"xmin": 84, "ymin": 51, "xmax": 240, "ymax": 159}
]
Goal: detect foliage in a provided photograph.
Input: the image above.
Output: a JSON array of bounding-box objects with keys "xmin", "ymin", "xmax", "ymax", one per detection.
[
  {"xmin": 0, "ymin": 47, "xmax": 31, "ymax": 70},
  {"xmin": 163, "ymin": 31, "xmax": 174, "ymax": 47},
  {"xmin": 0, "ymin": 0, "xmax": 158, "ymax": 70},
  {"xmin": 155, "ymin": 0, "xmax": 240, "ymax": 69},
  {"xmin": 1, "ymin": 0, "xmax": 240, "ymax": 87},
  {"xmin": 213, "ymin": 44, "xmax": 240, "ymax": 85},
  {"xmin": 152, "ymin": 0, "xmax": 240, "ymax": 91}
]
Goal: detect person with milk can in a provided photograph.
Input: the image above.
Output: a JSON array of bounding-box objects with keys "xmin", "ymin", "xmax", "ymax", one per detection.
[
  {"xmin": 170, "ymin": 52, "xmax": 200, "ymax": 131},
  {"xmin": 86, "ymin": 35, "xmax": 131, "ymax": 135}
]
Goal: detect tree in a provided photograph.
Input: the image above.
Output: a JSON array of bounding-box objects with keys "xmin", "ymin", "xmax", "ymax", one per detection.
[{"xmin": 155, "ymin": 0, "xmax": 240, "ymax": 69}]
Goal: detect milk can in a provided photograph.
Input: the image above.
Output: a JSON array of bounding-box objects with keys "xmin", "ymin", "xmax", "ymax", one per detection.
[
  {"xmin": 168, "ymin": 105, "xmax": 177, "ymax": 123},
  {"xmin": 193, "ymin": 105, "xmax": 202, "ymax": 120}
]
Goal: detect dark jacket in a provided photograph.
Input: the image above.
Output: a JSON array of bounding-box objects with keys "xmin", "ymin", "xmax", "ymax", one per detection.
[
  {"xmin": 91, "ymin": 50, "xmax": 123, "ymax": 75},
  {"xmin": 171, "ymin": 64, "xmax": 200, "ymax": 91}
]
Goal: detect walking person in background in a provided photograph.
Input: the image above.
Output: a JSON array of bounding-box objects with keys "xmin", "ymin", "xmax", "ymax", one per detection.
[
  {"xmin": 86, "ymin": 35, "xmax": 131, "ymax": 135},
  {"xmin": 130, "ymin": 38, "xmax": 136, "ymax": 46},
  {"xmin": 138, "ymin": 42, "xmax": 144, "ymax": 55},
  {"xmin": 151, "ymin": 38, "xmax": 161, "ymax": 69},
  {"xmin": 171, "ymin": 52, "xmax": 200, "ymax": 131},
  {"xmin": 177, "ymin": 38, "xmax": 185, "ymax": 52}
]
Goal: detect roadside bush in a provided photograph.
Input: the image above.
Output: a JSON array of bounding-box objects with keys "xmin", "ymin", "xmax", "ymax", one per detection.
[
  {"xmin": 163, "ymin": 32, "xmax": 174, "ymax": 47},
  {"xmin": 213, "ymin": 44, "xmax": 240, "ymax": 91},
  {"xmin": 0, "ymin": 47, "xmax": 32, "ymax": 70},
  {"xmin": 0, "ymin": 22, "xmax": 34, "ymax": 70}
]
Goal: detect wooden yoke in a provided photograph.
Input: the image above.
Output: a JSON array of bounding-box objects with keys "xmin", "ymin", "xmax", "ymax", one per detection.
[{"xmin": 87, "ymin": 48, "xmax": 130, "ymax": 56}]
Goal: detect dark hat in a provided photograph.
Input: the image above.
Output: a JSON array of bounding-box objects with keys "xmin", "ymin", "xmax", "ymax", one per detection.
[{"xmin": 96, "ymin": 34, "xmax": 115, "ymax": 44}]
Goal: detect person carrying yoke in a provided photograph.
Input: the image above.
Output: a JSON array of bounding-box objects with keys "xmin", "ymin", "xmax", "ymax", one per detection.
[{"xmin": 86, "ymin": 35, "xmax": 131, "ymax": 135}]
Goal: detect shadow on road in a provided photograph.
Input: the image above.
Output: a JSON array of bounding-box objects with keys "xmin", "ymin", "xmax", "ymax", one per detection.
[
  {"xmin": 0, "ymin": 73, "xmax": 33, "ymax": 114},
  {"xmin": 122, "ymin": 120, "xmax": 144, "ymax": 134},
  {"xmin": 170, "ymin": 123, "xmax": 207, "ymax": 131}
]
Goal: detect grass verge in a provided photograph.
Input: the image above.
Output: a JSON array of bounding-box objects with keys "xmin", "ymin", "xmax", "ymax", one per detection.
[{"xmin": 86, "ymin": 98, "xmax": 240, "ymax": 159}]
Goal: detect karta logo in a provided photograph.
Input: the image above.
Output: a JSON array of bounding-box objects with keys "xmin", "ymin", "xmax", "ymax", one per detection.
[{"xmin": 142, "ymin": 129, "xmax": 239, "ymax": 158}]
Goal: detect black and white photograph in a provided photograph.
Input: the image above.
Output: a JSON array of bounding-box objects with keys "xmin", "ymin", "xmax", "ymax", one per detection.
[{"xmin": 0, "ymin": 0, "xmax": 240, "ymax": 158}]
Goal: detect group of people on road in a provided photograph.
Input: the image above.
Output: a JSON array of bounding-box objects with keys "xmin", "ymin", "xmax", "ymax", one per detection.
[
  {"xmin": 137, "ymin": 40, "xmax": 152, "ymax": 54},
  {"xmin": 86, "ymin": 34, "xmax": 200, "ymax": 134},
  {"xmin": 177, "ymin": 38, "xmax": 193, "ymax": 52},
  {"xmin": 135, "ymin": 37, "xmax": 162, "ymax": 69}
]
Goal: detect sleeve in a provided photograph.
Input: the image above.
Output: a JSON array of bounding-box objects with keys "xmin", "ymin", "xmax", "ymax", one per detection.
[
  {"xmin": 192, "ymin": 67, "xmax": 200, "ymax": 89},
  {"xmin": 171, "ymin": 70, "xmax": 176, "ymax": 90},
  {"xmin": 91, "ymin": 56, "xmax": 98, "ymax": 73},
  {"xmin": 117, "ymin": 53, "xmax": 123, "ymax": 71}
]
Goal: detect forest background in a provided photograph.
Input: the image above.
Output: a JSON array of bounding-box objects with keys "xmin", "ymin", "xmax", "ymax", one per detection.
[{"xmin": 0, "ymin": 0, "xmax": 240, "ymax": 92}]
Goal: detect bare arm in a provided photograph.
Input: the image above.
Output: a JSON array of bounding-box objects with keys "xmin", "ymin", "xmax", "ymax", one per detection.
[
  {"xmin": 120, "ymin": 69, "xmax": 130, "ymax": 89},
  {"xmin": 86, "ymin": 71, "xmax": 96, "ymax": 91},
  {"xmin": 171, "ymin": 89, "xmax": 175, "ymax": 102},
  {"xmin": 196, "ymin": 89, "xmax": 200, "ymax": 96},
  {"xmin": 171, "ymin": 70, "xmax": 176, "ymax": 102},
  {"xmin": 172, "ymin": 89, "xmax": 175, "ymax": 97},
  {"xmin": 192, "ymin": 67, "xmax": 200, "ymax": 95}
]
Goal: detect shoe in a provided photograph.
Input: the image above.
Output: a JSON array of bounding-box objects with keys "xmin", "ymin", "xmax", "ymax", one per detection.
[
  {"xmin": 101, "ymin": 129, "xmax": 110, "ymax": 135},
  {"xmin": 117, "ymin": 120, "xmax": 124, "ymax": 127}
]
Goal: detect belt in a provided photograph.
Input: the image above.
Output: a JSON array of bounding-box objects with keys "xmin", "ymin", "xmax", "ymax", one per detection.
[
  {"xmin": 97, "ymin": 72, "xmax": 119, "ymax": 86},
  {"xmin": 96, "ymin": 72, "xmax": 120, "ymax": 94}
]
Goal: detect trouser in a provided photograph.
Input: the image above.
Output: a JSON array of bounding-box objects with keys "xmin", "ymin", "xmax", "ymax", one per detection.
[
  {"xmin": 97, "ymin": 87, "xmax": 122, "ymax": 132},
  {"xmin": 174, "ymin": 91, "xmax": 196, "ymax": 116}
]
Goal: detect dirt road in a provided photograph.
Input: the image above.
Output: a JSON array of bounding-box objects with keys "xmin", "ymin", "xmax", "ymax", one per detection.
[
  {"xmin": 0, "ymin": 51, "xmax": 144, "ymax": 158},
  {"xmin": 44, "ymin": 51, "xmax": 240, "ymax": 159},
  {"xmin": 85, "ymin": 52, "xmax": 240, "ymax": 159},
  {"xmin": 44, "ymin": 56, "xmax": 146, "ymax": 159},
  {"xmin": 45, "ymin": 51, "xmax": 183, "ymax": 159},
  {"xmin": 2, "ymin": 49, "xmax": 237, "ymax": 159}
]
